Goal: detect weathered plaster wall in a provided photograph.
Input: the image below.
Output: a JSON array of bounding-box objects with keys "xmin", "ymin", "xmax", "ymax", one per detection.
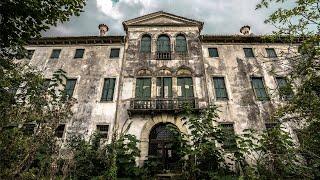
[{"xmin": 26, "ymin": 44, "xmax": 124, "ymax": 142}]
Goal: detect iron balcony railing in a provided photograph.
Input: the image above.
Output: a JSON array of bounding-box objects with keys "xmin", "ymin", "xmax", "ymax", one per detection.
[
  {"xmin": 156, "ymin": 51, "xmax": 171, "ymax": 60},
  {"xmin": 129, "ymin": 98, "xmax": 198, "ymax": 111}
]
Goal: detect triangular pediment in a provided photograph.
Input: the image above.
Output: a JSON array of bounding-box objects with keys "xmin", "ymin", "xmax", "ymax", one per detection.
[{"xmin": 123, "ymin": 11, "xmax": 203, "ymax": 31}]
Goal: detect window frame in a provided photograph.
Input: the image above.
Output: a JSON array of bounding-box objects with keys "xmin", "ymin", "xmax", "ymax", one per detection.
[
  {"xmin": 212, "ymin": 76, "xmax": 229, "ymax": 101},
  {"xmin": 266, "ymin": 48, "xmax": 277, "ymax": 58},
  {"xmin": 220, "ymin": 122, "xmax": 237, "ymax": 151},
  {"xmin": 65, "ymin": 79, "xmax": 77, "ymax": 98},
  {"xmin": 74, "ymin": 49, "xmax": 85, "ymax": 59},
  {"xmin": 50, "ymin": 49, "xmax": 62, "ymax": 59},
  {"xmin": 208, "ymin": 48, "xmax": 219, "ymax": 58},
  {"xmin": 140, "ymin": 34, "xmax": 152, "ymax": 53},
  {"xmin": 109, "ymin": 48, "xmax": 120, "ymax": 58},
  {"xmin": 100, "ymin": 78, "xmax": 116, "ymax": 102},
  {"xmin": 250, "ymin": 76, "xmax": 269, "ymax": 101},
  {"xmin": 243, "ymin": 48, "xmax": 255, "ymax": 58},
  {"xmin": 96, "ymin": 124, "xmax": 109, "ymax": 139}
]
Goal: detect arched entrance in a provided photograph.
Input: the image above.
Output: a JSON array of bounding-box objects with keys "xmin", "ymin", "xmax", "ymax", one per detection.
[{"xmin": 148, "ymin": 123, "xmax": 180, "ymax": 170}]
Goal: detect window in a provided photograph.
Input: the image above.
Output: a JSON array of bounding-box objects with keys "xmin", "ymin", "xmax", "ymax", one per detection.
[
  {"xmin": 266, "ymin": 48, "xmax": 277, "ymax": 58},
  {"xmin": 157, "ymin": 35, "xmax": 170, "ymax": 52},
  {"xmin": 135, "ymin": 78, "xmax": 151, "ymax": 99},
  {"xmin": 275, "ymin": 77, "xmax": 293, "ymax": 100},
  {"xmin": 177, "ymin": 77, "xmax": 194, "ymax": 98},
  {"xmin": 213, "ymin": 77, "xmax": 228, "ymax": 100},
  {"xmin": 101, "ymin": 78, "xmax": 116, "ymax": 101},
  {"xmin": 55, "ymin": 124, "xmax": 65, "ymax": 138},
  {"xmin": 156, "ymin": 77, "xmax": 172, "ymax": 98},
  {"xmin": 243, "ymin": 48, "xmax": 254, "ymax": 58},
  {"xmin": 65, "ymin": 79, "xmax": 77, "ymax": 97},
  {"xmin": 251, "ymin": 77, "xmax": 269, "ymax": 101},
  {"xmin": 110, "ymin": 48, "xmax": 120, "ymax": 58},
  {"xmin": 97, "ymin": 125, "xmax": 109, "ymax": 138},
  {"xmin": 220, "ymin": 123, "xmax": 237, "ymax": 150},
  {"xmin": 50, "ymin": 49, "xmax": 61, "ymax": 59},
  {"xmin": 175, "ymin": 35, "xmax": 187, "ymax": 52},
  {"xmin": 74, "ymin": 49, "xmax": 85, "ymax": 58},
  {"xmin": 43, "ymin": 79, "xmax": 51, "ymax": 90},
  {"xmin": 208, "ymin": 48, "xmax": 219, "ymax": 57},
  {"xmin": 265, "ymin": 122, "xmax": 278, "ymax": 130},
  {"xmin": 27, "ymin": 50, "xmax": 35, "ymax": 59},
  {"xmin": 22, "ymin": 123, "xmax": 36, "ymax": 135},
  {"xmin": 140, "ymin": 35, "xmax": 151, "ymax": 52}
]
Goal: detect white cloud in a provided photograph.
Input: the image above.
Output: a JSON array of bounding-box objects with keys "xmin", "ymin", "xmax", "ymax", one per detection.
[{"xmin": 43, "ymin": 0, "xmax": 278, "ymax": 36}]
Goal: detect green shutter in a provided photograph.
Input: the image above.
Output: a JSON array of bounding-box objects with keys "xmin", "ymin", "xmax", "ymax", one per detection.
[
  {"xmin": 141, "ymin": 36, "xmax": 151, "ymax": 52},
  {"xmin": 176, "ymin": 35, "xmax": 187, "ymax": 52},
  {"xmin": 214, "ymin": 77, "xmax": 228, "ymax": 100},
  {"xmin": 185, "ymin": 77, "xmax": 193, "ymax": 98},
  {"xmin": 143, "ymin": 78, "xmax": 151, "ymax": 98},
  {"xmin": 164, "ymin": 77, "xmax": 172, "ymax": 98},
  {"xmin": 251, "ymin": 77, "xmax": 268, "ymax": 100},
  {"xmin": 157, "ymin": 35, "xmax": 170, "ymax": 52},
  {"xmin": 107, "ymin": 79, "xmax": 115, "ymax": 101},
  {"xmin": 65, "ymin": 79, "xmax": 76, "ymax": 97},
  {"xmin": 135, "ymin": 78, "xmax": 142, "ymax": 98}
]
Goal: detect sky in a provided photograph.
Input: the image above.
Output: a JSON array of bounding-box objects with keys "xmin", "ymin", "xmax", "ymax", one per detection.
[{"xmin": 42, "ymin": 0, "xmax": 283, "ymax": 37}]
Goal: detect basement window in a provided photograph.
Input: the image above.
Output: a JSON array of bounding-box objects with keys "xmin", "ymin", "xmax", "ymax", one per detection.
[{"xmin": 97, "ymin": 125, "xmax": 109, "ymax": 138}]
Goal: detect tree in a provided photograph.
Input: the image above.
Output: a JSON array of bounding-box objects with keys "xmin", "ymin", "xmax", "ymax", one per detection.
[
  {"xmin": 256, "ymin": 0, "xmax": 320, "ymax": 178},
  {"xmin": 0, "ymin": 0, "xmax": 85, "ymax": 178}
]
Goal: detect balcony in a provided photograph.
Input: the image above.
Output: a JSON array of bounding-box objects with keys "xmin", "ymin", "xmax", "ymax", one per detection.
[
  {"xmin": 128, "ymin": 98, "xmax": 199, "ymax": 115},
  {"xmin": 156, "ymin": 51, "xmax": 171, "ymax": 60}
]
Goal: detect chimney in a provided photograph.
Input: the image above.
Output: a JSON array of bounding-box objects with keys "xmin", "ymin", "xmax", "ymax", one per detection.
[
  {"xmin": 98, "ymin": 24, "xmax": 109, "ymax": 36},
  {"xmin": 240, "ymin": 25, "xmax": 251, "ymax": 36}
]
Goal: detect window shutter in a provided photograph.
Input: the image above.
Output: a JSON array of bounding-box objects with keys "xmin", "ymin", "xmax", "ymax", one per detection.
[
  {"xmin": 185, "ymin": 77, "xmax": 194, "ymax": 98},
  {"xmin": 141, "ymin": 36, "xmax": 151, "ymax": 52},
  {"xmin": 143, "ymin": 78, "xmax": 151, "ymax": 98},
  {"xmin": 65, "ymin": 79, "xmax": 76, "ymax": 97},
  {"xmin": 107, "ymin": 79, "xmax": 115, "ymax": 101},
  {"xmin": 176, "ymin": 35, "xmax": 187, "ymax": 52},
  {"xmin": 157, "ymin": 35, "xmax": 170, "ymax": 52},
  {"xmin": 251, "ymin": 77, "xmax": 268, "ymax": 100},
  {"xmin": 164, "ymin": 77, "xmax": 172, "ymax": 98},
  {"xmin": 135, "ymin": 79, "xmax": 142, "ymax": 98}
]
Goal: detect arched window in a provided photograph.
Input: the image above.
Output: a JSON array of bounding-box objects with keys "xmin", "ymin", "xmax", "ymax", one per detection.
[
  {"xmin": 157, "ymin": 35, "xmax": 170, "ymax": 52},
  {"xmin": 175, "ymin": 35, "xmax": 187, "ymax": 52},
  {"xmin": 140, "ymin": 34, "xmax": 151, "ymax": 52}
]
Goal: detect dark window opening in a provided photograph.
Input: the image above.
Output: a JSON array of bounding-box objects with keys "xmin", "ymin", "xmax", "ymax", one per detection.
[
  {"xmin": 27, "ymin": 50, "xmax": 35, "ymax": 59},
  {"xmin": 110, "ymin": 48, "xmax": 120, "ymax": 58},
  {"xmin": 22, "ymin": 124, "xmax": 36, "ymax": 135},
  {"xmin": 101, "ymin": 78, "xmax": 116, "ymax": 101},
  {"xmin": 266, "ymin": 48, "xmax": 277, "ymax": 58},
  {"xmin": 220, "ymin": 123, "xmax": 237, "ymax": 150},
  {"xmin": 65, "ymin": 79, "xmax": 77, "ymax": 97},
  {"xmin": 97, "ymin": 125, "xmax": 109, "ymax": 138},
  {"xmin": 50, "ymin": 49, "xmax": 61, "ymax": 59},
  {"xmin": 244, "ymin": 48, "xmax": 254, "ymax": 58},
  {"xmin": 74, "ymin": 49, "xmax": 85, "ymax": 58},
  {"xmin": 55, "ymin": 124, "xmax": 65, "ymax": 138},
  {"xmin": 208, "ymin": 48, "xmax": 219, "ymax": 57}
]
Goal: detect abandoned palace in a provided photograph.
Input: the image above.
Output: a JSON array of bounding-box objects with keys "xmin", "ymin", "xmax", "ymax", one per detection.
[{"xmin": 22, "ymin": 11, "xmax": 299, "ymax": 166}]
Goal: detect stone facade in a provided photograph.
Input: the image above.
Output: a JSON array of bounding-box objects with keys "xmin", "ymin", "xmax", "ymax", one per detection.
[{"xmin": 24, "ymin": 11, "xmax": 299, "ymax": 165}]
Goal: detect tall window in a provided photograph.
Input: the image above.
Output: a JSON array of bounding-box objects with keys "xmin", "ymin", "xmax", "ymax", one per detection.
[
  {"xmin": 156, "ymin": 77, "xmax": 172, "ymax": 98},
  {"xmin": 74, "ymin": 49, "xmax": 84, "ymax": 58},
  {"xmin": 65, "ymin": 79, "xmax": 77, "ymax": 97},
  {"xmin": 213, "ymin": 77, "xmax": 228, "ymax": 100},
  {"xmin": 220, "ymin": 123, "xmax": 237, "ymax": 150},
  {"xmin": 110, "ymin": 48, "xmax": 120, "ymax": 58},
  {"xmin": 208, "ymin": 48, "xmax": 219, "ymax": 57},
  {"xmin": 251, "ymin": 77, "xmax": 269, "ymax": 101},
  {"xmin": 175, "ymin": 35, "xmax": 187, "ymax": 52},
  {"xmin": 275, "ymin": 77, "xmax": 293, "ymax": 100},
  {"xmin": 140, "ymin": 34, "xmax": 151, "ymax": 52},
  {"xmin": 177, "ymin": 77, "xmax": 194, "ymax": 98},
  {"xmin": 243, "ymin": 48, "xmax": 254, "ymax": 58},
  {"xmin": 266, "ymin": 48, "xmax": 277, "ymax": 58},
  {"xmin": 157, "ymin": 35, "xmax": 170, "ymax": 52},
  {"xmin": 101, "ymin": 78, "xmax": 116, "ymax": 101},
  {"xmin": 50, "ymin": 49, "xmax": 61, "ymax": 59},
  {"xmin": 135, "ymin": 78, "xmax": 151, "ymax": 99}
]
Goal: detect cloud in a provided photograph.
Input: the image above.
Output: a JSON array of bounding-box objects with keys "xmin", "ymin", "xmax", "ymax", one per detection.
[{"xmin": 42, "ymin": 0, "xmax": 278, "ymax": 37}]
